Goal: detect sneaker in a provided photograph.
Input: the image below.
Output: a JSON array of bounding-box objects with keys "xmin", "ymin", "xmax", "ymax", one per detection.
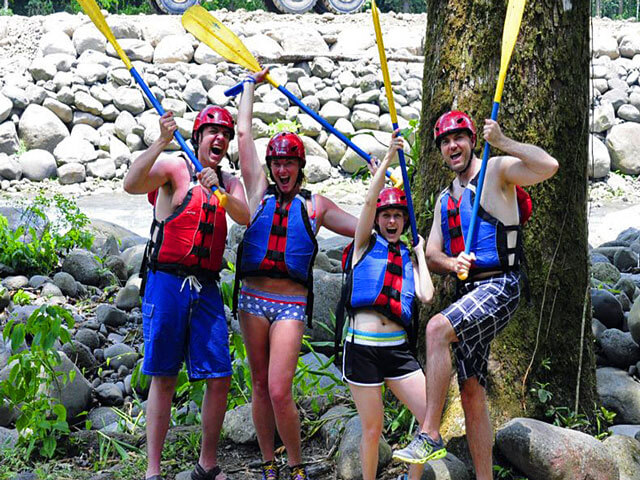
[
  {"xmin": 392, "ymin": 432, "xmax": 447, "ymax": 464},
  {"xmin": 261, "ymin": 460, "xmax": 279, "ymax": 480},
  {"xmin": 289, "ymin": 464, "xmax": 308, "ymax": 480}
]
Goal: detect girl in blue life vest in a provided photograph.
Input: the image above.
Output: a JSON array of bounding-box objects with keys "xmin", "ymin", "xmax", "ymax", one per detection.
[
  {"xmin": 235, "ymin": 68, "xmax": 358, "ymax": 480},
  {"xmin": 344, "ymin": 131, "xmax": 434, "ymax": 480}
]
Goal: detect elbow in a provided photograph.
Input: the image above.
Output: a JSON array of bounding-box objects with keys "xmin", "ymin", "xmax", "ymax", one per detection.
[
  {"xmin": 123, "ymin": 176, "xmax": 135, "ymax": 194},
  {"xmin": 549, "ymin": 157, "xmax": 559, "ymax": 177}
]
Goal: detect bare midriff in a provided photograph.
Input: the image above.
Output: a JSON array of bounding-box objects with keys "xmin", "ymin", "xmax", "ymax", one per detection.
[
  {"xmin": 243, "ymin": 276, "xmax": 308, "ymax": 297},
  {"xmin": 352, "ymin": 310, "xmax": 404, "ymax": 334}
]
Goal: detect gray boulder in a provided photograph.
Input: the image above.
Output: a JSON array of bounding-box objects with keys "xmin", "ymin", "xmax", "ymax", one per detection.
[
  {"xmin": 0, "ymin": 426, "xmax": 18, "ymax": 450},
  {"xmin": 222, "ymin": 403, "xmax": 256, "ymax": 444},
  {"xmin": 318, "ymin": 405, "xmax": 352, "ymax": 450},
  {"xmin": 115, "ymin": 285, "xmax": 140, "ymax": 311},
  {"xmin": 602, "ymin": 434, "xmax": 640, "ymax": 480},
  {"xmin": 629, "ymin": 296, "xmax": 640, "ymax": 346},
  {"xmin": 591, "ymin": 102, "xmax": 616, "ymax": 133},
  {"xmin": 96, "ymin": 304, "xmax": 128, "ymax": 328},
  {"xmin": 53, "ymin": 272, "xmax": 78, "ymax": 297},
  {"xmin": 615, "ymin": 248, "xmax": 639, "ymax": 272},
  {"xmin": 496, "ymin": 417, "xmax": 618, "ymax": 480},
  {"xmin": 592, "ymin": 288, "xmax": 625, "ymax": 330},
  {"xmin": 62, "ymin": 341, "xmax": 98, "ymax": 371},
  {"xmin": 103, "ymin": 343, "xmax": 138, "ymax": 370},
  {"xmin": 597, "ymin": 367, "xmax": 640, "ymax": 424},
  {"xmin": 0, "ymin": 93, "xmax": 12, "ymax": 124},
  {"xmin": 311, "ymin": 271, "xmax": 343, "ymax": 343},
  {"xmin": 589, "ymin": 134, "xmax": 611, "ymax": 179},
  {"xmin": 57, "ymin": 163, "xmax": 86, "ymax": 185},
  {"xmin": 0, "ymin": 121, "xmax": 19, "ymax": 155},
  {"xmin": 18, "ymin": 150, "xmax": 57, "ymax": 182},
  {"xmin": 599, "ymin": 329, "xmax": 640, "ymax": 369},
  {"xmin": 95, "ymin": 383, "xmax": 124, "ymax": 407},
  {"xmin": 153, "ymin": 34, "xmax": 194, "ymax": 64},
  {"xmin": 336, "ymin": 415, "xmax": 391, "ymax": 480},
  {"xmin": 62, "ymin": 249, "xmax": 102, "ymax": 286},
  {"xmin": 18, "ymin": 104, "xmax": 69, "ymax": 153},
  {"xmin": 2, "ymin": 275, "xmax": 29, "ymax": 290},
  {"xmin": 87, "ymin": 406, "xmax": 119, "ymax": 430},
  {"xmin": 607, "ymin": 123, "xmax": 640, "ymax": 175},
  {"xmin": 75, "ymin": 328, "xmax": 101, "ymax": 351},
  {"xmin": 0, "ymin": 153, "xmax": 21, "ymax": 180},
  {"xmin": 54, "ymin": 136, "xmax": 97, "ymax": 165},
  {"xmin": 49, "ymin": 351, "xmax": 92, "ymax": 419}
]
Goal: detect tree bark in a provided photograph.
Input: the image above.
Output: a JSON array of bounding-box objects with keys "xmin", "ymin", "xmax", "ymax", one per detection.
[
  {"xmin": 595, "ymin": 0, "xmax": 601, "ymax": 17},
  {"xmin": 619, "ymin": 0, "xmax": 624, "ymax": 15},
  {"xmin": 414, "ymin": 0, "xmax": 596, "ymax": 441}
]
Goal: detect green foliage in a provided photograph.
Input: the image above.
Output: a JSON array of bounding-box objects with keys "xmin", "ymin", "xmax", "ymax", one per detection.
[
  {"xmin": 267, "ymin": 119, "xmax": 301, "ymax": 136},
  {"xmin": 11, "ymin": 289, "xmax": 32, "ymax": 306},
  {"xmin": 203, "ymin": 0, "xmax": 267, "ymax": 12},
  {"xmin": 0, "ymin": 305, "xmax": 75, "ymax": 459},
  {"xmin": 0, "ymin": 193, "xmax": 93, "ymax": 275},
  {"xmin": 0, "ymin": 7, "xmax": 13, "ymax": 15},
  {"xmin": 493, "ymin": 465, "xmax": 528, "ymax": 480},
  {"xmin": 363, "ymin": 0, "xmax": 425, "ymax": 13},
  {"xmin": 593, "ymin": 0, "xmax": 639, "ymax": 19}
]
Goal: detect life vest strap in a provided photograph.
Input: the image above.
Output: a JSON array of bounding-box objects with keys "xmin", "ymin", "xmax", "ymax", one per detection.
[
  {"xmin": 203, "ymin": 203, "xmax": 217, "ymax": 213},
  {"xmin": 381, "ymin": 285, "xmax": 401, "ymax": 301},
  {"xmin": 449, "ymin": 226, "xmax": 463, "ymax": 238},
  {"xmin": 190, "ymin": 245, "xmax": 210, "ymax": 258},
  {"xmin": 199, "ymin": 222, "xmax": 214, "ymax": 234},
  {"xmin": 271, "ymin": 225, "xmax": 287, "ymax": 237},
  {"xmin": 387, "ymin": 263, "xmax": 403, "ymax": 276},
  {"xmin": 265, "ymin": 250, "xmax": 285, "ymax": 262}
]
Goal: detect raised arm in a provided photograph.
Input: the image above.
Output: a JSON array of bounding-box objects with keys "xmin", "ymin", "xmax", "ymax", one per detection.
[
  {"xmin": 483, "ymin": 119, "xmax": 559, "ymax": 187},
  {"xmin": 315, "ymin": 195, "xmax": 357, "ymax": 237},
  {"xmin": 237, "ymin": 68, "xmax": 270, "ymax": 213},
  {"xmin": 353, "ymin": 131, "xmax": 403, "ymax": 259},
  {"xmin": 123, "ymin": 112, "xmax": 176, "ymax": 194},
  {"xmin": 412, "ymin": 235, "xmax": 434, "ymax": 304}
]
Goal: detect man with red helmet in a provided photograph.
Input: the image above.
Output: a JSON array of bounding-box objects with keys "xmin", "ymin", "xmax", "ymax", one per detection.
[
  {"xmin": 393, "ymin": 111, "xmax": 558, "ymax": 479},
  {"xmin": 233, "ymin": 68, "xmax": 357, "ymax": 480},
  {"xmin": 124, "ymin": 106, "xmax": 249, "ymax": 480},
  {"xmin": 340, "ymin": 130, "xmax": 435, "ymax": 480}
]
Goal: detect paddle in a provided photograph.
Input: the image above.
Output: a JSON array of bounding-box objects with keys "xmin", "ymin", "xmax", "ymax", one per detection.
[
  {"xmin": 75, "ymin": 0, "xmax": 224, "ymax": 201},
  {"xmin": 371, "ymin": 0, "xmax": 418, "ymax": 246},
  {"xmin": 458, "ymin": 0, "xmax": 526, "ymax": 280},
  {"xmin": 182, "ymin": 5, "xmax": 401, "ymax": 187}
]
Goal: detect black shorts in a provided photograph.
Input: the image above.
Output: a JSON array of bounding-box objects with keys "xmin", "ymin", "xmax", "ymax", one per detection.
[{"xmin": 342, "ymin": 339, "xmax": 422, "ymax": 387}]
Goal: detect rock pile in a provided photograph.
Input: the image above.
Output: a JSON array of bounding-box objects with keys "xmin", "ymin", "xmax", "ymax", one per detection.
[{"xmin": 0, "ymin": 11, "xmax": 424, "ymax": 193}]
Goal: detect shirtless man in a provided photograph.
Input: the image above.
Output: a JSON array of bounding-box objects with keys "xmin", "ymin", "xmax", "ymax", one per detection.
[
  {"xmin": 393, "ymin": 111, "xmax": 558, "ymax": 479},
  {"xmin": 124, "ymin": 106, "xmax": 249, "ymax": 480}
]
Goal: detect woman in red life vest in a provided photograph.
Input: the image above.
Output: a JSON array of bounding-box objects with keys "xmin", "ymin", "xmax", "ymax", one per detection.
[
  {"xmin": 343, "ymin": 131, "xmax": 434, "ymax": 480},
  {"xmin": 234, "ymin": 69, "xmax": 358, "ymax": 480},
  {"xmin": 124, "ymin": 107, "xmax": 249, "ymax": 480}
]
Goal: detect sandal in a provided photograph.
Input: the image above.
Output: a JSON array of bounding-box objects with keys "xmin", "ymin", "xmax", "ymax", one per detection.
[{"xmin": 191, "ymin": 463, "xmax": 224, "ymax": 480}]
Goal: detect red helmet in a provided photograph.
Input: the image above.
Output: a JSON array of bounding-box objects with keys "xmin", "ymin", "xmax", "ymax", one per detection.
[
  {"xmin": 377, "ymin": 187, "xmax": 408, "ymax": 213},
  {"xmin": 192, "ymin": 105, "xmax": 235, "ymax": 142},
  {"xmin": 433, "ymin": 111, "xmax": 476, "ymax": 147},
  {"xmin": 266, "ymin": 132, "xmax": 305, "ymax": 167}
]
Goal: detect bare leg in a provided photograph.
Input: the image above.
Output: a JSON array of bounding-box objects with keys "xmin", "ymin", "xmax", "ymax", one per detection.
[
  {"xmin": 239, "ymin": 311, "xmax": 277, "ymax": 462},
  {"xmin": 387, "ymin": 371, "xmax": 427, "ymax": 480},
  {"xmin": 421, "ymin": 314, "xmax": 457, "ymax": 439},
  {"xmin": 348, "ymin": 383, "xmax": 384, "ymax": 480},
  {"xmin": 145, "ymin": 376, "xmax": 178, "ymax": 478},
  {"xmin": 198, "ymin": 376, "xmax": 231, "ymax": 478},
  {"xmin": 460, "ymin": 378, "xmax": 493, "ymax": 480},
  {"xmin": 267, "ymin": 320, "xmax": 305, "ymax": 466}
]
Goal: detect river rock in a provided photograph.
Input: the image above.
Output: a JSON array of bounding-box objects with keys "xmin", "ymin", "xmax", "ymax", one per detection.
[
  {"xmin": 597, "ymin": 367, "xmax": 640, "ymax": 424},
  {"xmin": 62, "ymin": 249, "xmax": 102, "ymax": 286},
  {"xmin": 589, "ymin": 134, "xmax": 611, "ymax": 179},
  {"xmin": 115, "ymin": 285, "xmax": 140, "ymax": 311},
  {"xmin": 48, "ymin": 351, "xmax": 92, "ymax": 419},
  {"xmin": 106, "ymin": 38, "xmax": 153, "ymax": 63},
  {"xmin": 18, "ymin": 150, "xmax": 57, "ymax": 181},
  {"xmin": 0, "ymin": 426, "xmax": 18, "ymax": 450},
  {"xmin": 95, "ymin": 383, "xmax": 124, "ymax": 407},
  {"xmin": 607, "ymin": 123, "xmax": 640, "ymax": 175},
  {"xmin": 0, "ymin": 153, "xmax": 21, "ymax": 180},
  {"xmin": 0, "ymin": 93, "xmax": 12, "ymax": 124},
  {"xmin": 58, "ymin": 162, "xmax": 87, "ymax": 185},
  {"xmin": 62, "ymin": 340, "xmax": 98, "ymax": 371},
  {"xmin": 222, "ymin": 403, "xmax": 256, "ymax": 444},
  {"xmin": 496, "ymin": 417, "xmax": 619, "ymax": 480},
  {"xmin": 0, "ymin": 122, "xmax": 19, "ymax": 155},
  {"xmin": 39, "ymin": 30, "xmax": 76, "ymax": 57},
  {"xmin": 615, "ymin": 248, "xmax": 639, "ymax": 272},
  {"xmin": 592, "ymin": 288, "xmax": 625, "ymax": 329},
  {"xmin": 591, "ymin": 101, "xmax": 616, "ymax": 133},
  {"xmin": 54, "ymin": 136, "xmax": 97, "ymax": 165},
  {"xmin": 104, "ymin": 343, "xmax": 138, "ymax": 370},
  {"xmin": 602, "ymin": 434, "xmax": 640, "ymax": 480},
  {"xmin": 18, "ymin": 104, "xmax": 69, "ymax": 153},
  {"xmin": 336, "ymin": 415, "xmax": 391, "ymax": 480},
  {"xmin": 96, "ymin": 304, "xmax": 128, "ymax": 328},
  {"xmin": 87, "ymin": 406, "xmax": 119, "ymax": 430},
  {"xmin": 592, "ymin": 261, "xmax": 622, "ymax": 284},
  {"xmin": 599, "ymin": 329, "xmax": 640, "ymax": 368},
  {"xmin": 629, "ymin": 296, "xmax": 640, "ymax": 346},
  {"xmin": 153, "ymin": 34, "xmax": 194, "ymax": 64}
]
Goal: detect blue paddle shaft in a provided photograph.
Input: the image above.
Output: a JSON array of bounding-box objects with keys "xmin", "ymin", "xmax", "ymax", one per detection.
[
  {"xmin": 464, "ymin": 101, "xmax": 501, "ymax": 256},
  {"xmin": 130, "ymin": 67, "xmax": 215, "ymax": 187},
  {"xmin": 392, "ymin": 122, "xmax": 418, "ymax": 245}
]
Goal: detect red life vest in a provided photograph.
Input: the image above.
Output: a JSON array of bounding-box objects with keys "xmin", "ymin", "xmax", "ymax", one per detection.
[{"xmin": 146, "ymin": 183, "xmax": 227, "ymax": 281}]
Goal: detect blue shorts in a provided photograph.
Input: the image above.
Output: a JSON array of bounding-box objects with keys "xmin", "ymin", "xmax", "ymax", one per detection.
[
  {"xmin": 237, "ymin": 286, "xmax": 307, "ymax": 324},
  {"xmin": 141, "ymin": 270, "xmax": 232, "ymax": 380},
  {"xmin": 442, "ymin": 271, "xmax": 521, "ymax": 388}
]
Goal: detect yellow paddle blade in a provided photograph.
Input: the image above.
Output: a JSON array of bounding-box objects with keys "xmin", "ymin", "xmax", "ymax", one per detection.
[
  {"xmin": 371, "ymin": 0, "xmax": 398, "ymax": 124},
  {"xmin": 182, "ymin": 6, "xmax": 261, "ymax": 73},
  {"xmin": 76, "ymin": 0, "xmax": 132, "ymax": 70},
  {"xmin": 495, "ymin": 0, "xmax": 526, "ymax": 102}
]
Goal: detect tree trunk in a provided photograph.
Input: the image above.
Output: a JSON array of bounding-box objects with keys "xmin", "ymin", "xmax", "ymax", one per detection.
[
  {"xmin": 595, "ymin": 0, "xmax": 601, "ymax": 17},
  {"xmin": 414, "ymin": 0, "xmax": 596, "ymax": 442},
  {"xmin": 619, "ymin": 0, "xmax": 624, "ymax": 15}
]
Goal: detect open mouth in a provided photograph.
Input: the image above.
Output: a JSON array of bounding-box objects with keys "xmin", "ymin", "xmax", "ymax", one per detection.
[
  {"xmin": 450, "ymin": 152, "xmax": 462, "ymax": 161},
  {"xmin": 211, "ymin": 146, "xmax": 223, "ymax": 156},
  {"xmin": 386, "ymin": 227, "xmax": 398, "ymax": 235},
  {"xmin": 278, "ymin": 175, "xmax": 291, "ymax": 187}
]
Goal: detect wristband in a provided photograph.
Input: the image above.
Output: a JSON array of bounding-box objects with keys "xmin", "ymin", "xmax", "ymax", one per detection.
[{"xmin": 244, "ymin": 76, "xmax": 256, "ymax": 84}]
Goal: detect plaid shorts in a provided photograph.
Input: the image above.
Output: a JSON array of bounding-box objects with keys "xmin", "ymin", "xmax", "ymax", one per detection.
[{"xmin": 441, "ymin": 271, "xmax": 521, "ymax": 388}]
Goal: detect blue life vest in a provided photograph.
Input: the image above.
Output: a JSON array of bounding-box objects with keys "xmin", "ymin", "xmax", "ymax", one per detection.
[
  {"xmin": 347, "ymin": 234, "xmax": 415, "ymax": 328},
  {"xmin": 233, "ymin": 185, "xmax": 318, "ymax": 324},
  {"xmin": 440, "ymin": 176, "xmax": 522, "ymax": 273}
]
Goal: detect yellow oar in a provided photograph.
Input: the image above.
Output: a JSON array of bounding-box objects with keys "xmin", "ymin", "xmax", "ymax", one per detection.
[
  {"xmin": 182, "ymin": 5, "xmax": 401, "ymax": 187},
  {"xmin": 371, "ymin": 0, "xmax": 417, "ymax": 245},
  {"xmin": 76, "ymin": 0, "xmax": 224, "ymax": 202},
  {"xmin": 459, "ymin": 0, "xmax": 526, "ymax": 280}
]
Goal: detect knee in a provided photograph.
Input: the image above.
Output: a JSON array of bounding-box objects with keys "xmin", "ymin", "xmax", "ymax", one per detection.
[
  {"xmin": 426, "ymin": 315, "xmax": 453, "ymax": 344},
  {"xmin": 252, "ymin": 374, "xmax": 270, "ymax": 398},
  {"xmin": 268, "ymin": 381, "xmax": 293, "ymax": 409},
  {"xmin": 151, "ymin": 376, "xmax": 177, "ymax": 396},
  {"xmin": 360, "ymin": 421, "xmax": 383, "ymax": 443},
  {"xmin": 460, "ymin": 379, "xmax": 486, "ymax": 411}
]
